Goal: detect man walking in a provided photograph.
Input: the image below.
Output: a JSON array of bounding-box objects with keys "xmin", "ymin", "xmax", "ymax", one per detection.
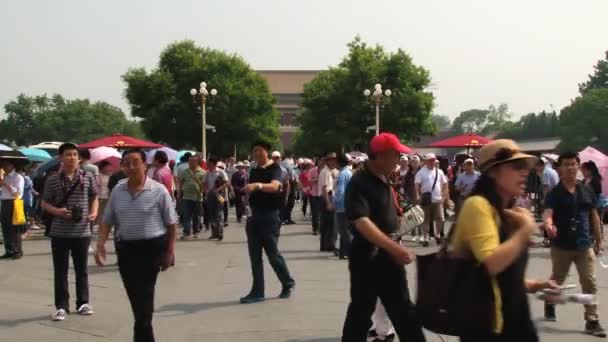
[
  {"xmin": 231, "ymin": 161, "xmax": 248, "ymax": 223},
  {"xmin": 454, "ymin": 158, "xmax": 480, "ymax": 213},
  {"xmin": 96, "ymin": 148, "xmax": 178, "ymax": 342},
  {"xmin": 203, "ymin": 157, "xmax": 229, "ymax": 231},
  {"xmin": 177, "ymin": 154, "xmax": 205, "ymax": 239},
  {"xmin": 334, "ymin": 153, "xmax": 353, "ymax": 259},
  {"xmin": 41, "ymin": 143, "xmax": 98, "ymax": 321},
  {"xmin": 319, "ymin": 152, "xmax": 338, "ymax": 252},
  {"xmin": 240, "ymin": 141, "xmax": 295, "ymax": 304},
  {"xmin": 341, "ymin": 133, "xmax": 425, "ymax": 342},
  {"xmin": 415, "ymin": 153, "xmax": 448, "ymax": 246},
  {"xmin": 543, "ymin": 152, "xmax": 606, "ymax": 337}
]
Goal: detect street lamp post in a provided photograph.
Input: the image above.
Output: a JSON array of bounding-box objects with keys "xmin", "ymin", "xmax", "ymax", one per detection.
[
  {"xmin": 190, "ymin": 82, "xmax": 217, "ymax": 158},
  {"xmin": 363, "ymin": 83, "xmax": 391, "ymax": 136}
]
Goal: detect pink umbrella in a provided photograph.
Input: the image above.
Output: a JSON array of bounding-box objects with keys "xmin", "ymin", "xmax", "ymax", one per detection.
[{"xmin": 90, "ymin": 146, "xmax": 122, "ymax": 164}]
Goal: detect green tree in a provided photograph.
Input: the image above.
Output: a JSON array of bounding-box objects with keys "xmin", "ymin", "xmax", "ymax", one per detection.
[
  {"xmin": 559, "ymin": 88, "xmax": 608, "ymax": 151},
  {"xmin": 122, "ymin": 40, "xmax": 280, "ymax": 155},
  {"xmin": 499, "ymin": 111, "xmax": 560, "ymax": 140},
  {"xmin": 292, "ymin": 36, "xmax": 435, "ymax": 155},
  {"xmin": 451, "ymin": 104, "xmax": 512, "ymax": 134},
  {"xmin": 431, "ymin": 114, "xmax": 451, "ymax": 131},
  {"xmin": 579, "ymin": 51, "xmax": 608, "ymax": 95},
  {"xmin": 0, "ymin": 94, "xmax": 143, "ymax": 146}
]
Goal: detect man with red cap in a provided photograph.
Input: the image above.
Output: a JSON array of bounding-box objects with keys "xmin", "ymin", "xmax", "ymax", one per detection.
[{"xmin": 341, "ymin": 133, "xmax": 425, "ymax": 342}]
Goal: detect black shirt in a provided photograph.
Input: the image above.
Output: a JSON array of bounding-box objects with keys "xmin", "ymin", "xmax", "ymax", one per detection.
[
  {"xmin": 345, "ymin": 164, "xmax": 399, "ymax": 257},
  {"xmin": 248, "ymin": 162, "xmax": 283, "ymax": 212},
  {"xmin": 545, "ymin": 182, "xmax": 596, "ymax": 250}
]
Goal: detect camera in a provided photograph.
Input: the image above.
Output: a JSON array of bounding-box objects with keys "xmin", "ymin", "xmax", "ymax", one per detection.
[{"xmin": 70, "ymin": 205, "xmax": 83, "ymax": 223}]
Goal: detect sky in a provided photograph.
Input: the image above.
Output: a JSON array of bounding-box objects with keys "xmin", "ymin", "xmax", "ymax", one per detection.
[{"xmin": 1, "ymin": 0, "xmax": 607, "ymax": 121}]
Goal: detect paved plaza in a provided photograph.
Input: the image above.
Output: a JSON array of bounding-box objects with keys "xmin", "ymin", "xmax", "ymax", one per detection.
[{"xmin": 1, "ymin": 212, "xmax": 607, "ymax": 341}]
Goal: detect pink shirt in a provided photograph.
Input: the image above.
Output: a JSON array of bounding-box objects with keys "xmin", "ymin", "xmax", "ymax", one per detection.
[
  {"xmin": 148, "ymin": 165, "xmax": 174, "ymax": 195},
  {"xmin": 308, "ymin": 167, "xmax": 321, "ymax": 197}
]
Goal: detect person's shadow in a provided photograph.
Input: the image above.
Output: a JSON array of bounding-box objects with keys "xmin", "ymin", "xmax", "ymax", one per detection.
[
  {"xmin": 0, "ymin": 315, "xmax": 50, "ymax": 328},
  {"xmin": 156, "ymin": 300, "xmax": 242, "ymax": 317}
]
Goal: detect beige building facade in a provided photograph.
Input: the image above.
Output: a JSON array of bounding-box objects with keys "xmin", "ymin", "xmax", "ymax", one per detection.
[{"xmin": 257, "ymin": 70, "xmax": 320, "ymax": 148}]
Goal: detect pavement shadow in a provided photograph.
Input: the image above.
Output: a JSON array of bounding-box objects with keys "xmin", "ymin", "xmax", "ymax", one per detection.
[
  {"xmin": 282, "ymin": 249, "xmax": 321, "ymax": 254},
  {"xmin": 88, "ymin": 265, "xmax": 120, "ymax": 274},
  {"xmin": 281, "ymin": 231, "xmax": 313, "ymax": 237},
  {"xmin": 156, "ymin": 300, "xmax": 242, "ymax": 316},
  {"xmin": 286, "ymin": 255, "xmax": 338, "ymax": 261},
  {"xmin": 0, "ymin": 315, "xmax": 48, "ymax": 327},
  {"xmin": 536, "ymin": 324, "xmax": 583, "ymax": 334}
]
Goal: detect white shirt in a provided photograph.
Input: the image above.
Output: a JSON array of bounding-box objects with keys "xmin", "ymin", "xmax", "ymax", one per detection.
[
  {"xmin": 0, "ymin": 171, "xmax": 24, "ymax": 200},
  {"xmin": 414, "ymin": 166, "xmax": 448, "ymax": 203},
  {"xmin": 318, "ymin": 166, "xmax": 334, "ymax": 195}
]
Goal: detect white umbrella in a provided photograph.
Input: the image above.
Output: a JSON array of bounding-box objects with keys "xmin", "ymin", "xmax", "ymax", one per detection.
[
  {"xmin": 146, "ymin": 147, "xmax": 178, "ymax": 164},
  {"xmin": 90, "ymin": 146, "xmax": 122, "ymax": 164}
]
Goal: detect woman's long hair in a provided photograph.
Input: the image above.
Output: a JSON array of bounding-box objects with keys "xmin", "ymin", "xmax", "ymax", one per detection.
[
  {"xmin": 469, "ymin": 172, "xmax": 514, "ymax": 229},
  {"xmin": 582, "ymin": 161, "xmax": 602, "ymax": 181}
]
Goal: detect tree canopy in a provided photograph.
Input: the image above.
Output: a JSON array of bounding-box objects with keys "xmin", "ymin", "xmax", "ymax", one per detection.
[
  {"xmin": 559, "ymin": 88, "xmax": 608, "ymax": 152},
  {"xmin": 451, "ymin": 104, "xmax": 512, "ymax": 135},
  {"xmin": 431, "ymin": 114, "xmax": 451, "ymax": 131},
  {"xmin": 122, "ymin": 40, "xmax": 280, "ymax": 156},
  {"xmin": 0, "ymin": 94, "xmax": 142, "ymax": 146},
  {"xmin": 498, "ymin": 111, "xmax": 560, "ymax": 140},
  {"xmin": 292, "ymin": 36, "xmax": 435, "ymax": 155},
  {"xmin": 579, "ymin": 51, "xmax": 608, "ymax": 95}
]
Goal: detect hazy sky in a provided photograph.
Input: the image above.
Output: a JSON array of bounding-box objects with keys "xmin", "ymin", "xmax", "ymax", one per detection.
[{"xmin": 2, "ymin": 0, "xmax": 607, "ymax": 120}]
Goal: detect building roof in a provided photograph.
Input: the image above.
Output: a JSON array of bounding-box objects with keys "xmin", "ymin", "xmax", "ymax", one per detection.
[
  {"xmin": 513, "ymin": 137, "xmax": 561, "ymax": 153},
  {"xmin": 257, "ymin": 70, "xmax": 321, "ymax": 94}
]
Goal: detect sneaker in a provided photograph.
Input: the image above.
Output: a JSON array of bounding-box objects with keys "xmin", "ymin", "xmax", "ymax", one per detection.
[
  {"xmin": 544, "ymin": 304, "xmax": 557, "ymax": 322},
  {"xmin": 240, "ymin": 294, "xmax": 265, "ymax": 304},
  {"xmin": 180, "ymin": 234, "xmax": 191, "ymax": 241},
  {"xmin": 88, "ymin": 246, "xmax": 94, "ymax": 254},
  {"xmin": 279, "ymin": 284, "xmax": 295, "ymax": 299},
  {"xmin": 586, "ymin": 320, "xmax": 607, "ymax": 337},
  {"xmin": 51, "ymin": 309, "xmax": 67, "ymax": 321},
  {"xmin": 77, "ymin": 304, "xmax": 94, "ymax": 316},
  {"xmin": 193, "ymin": 234, "xmax": 199, "ymax": 239}
]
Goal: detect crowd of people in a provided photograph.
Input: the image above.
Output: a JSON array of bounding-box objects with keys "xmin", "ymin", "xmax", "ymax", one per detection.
[{"xmin": 0, "ymin": 134, "xmax": 607, "ymax": 342}]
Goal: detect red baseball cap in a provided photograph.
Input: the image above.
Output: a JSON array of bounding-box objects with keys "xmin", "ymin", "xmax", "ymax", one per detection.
[{"xmin": 369, "ymin": 133, "xmax": 411, "ymax": 154}]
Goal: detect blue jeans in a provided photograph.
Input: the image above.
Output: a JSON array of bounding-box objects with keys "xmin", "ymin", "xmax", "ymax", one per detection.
[
  {"xmin": 245, "ymin": 210, "xmax": 294, "ymax": 297},
  {"xmin": 310, "ymin": 196, "xmax": 322, "ymax": 233},
  {"xmin": 181, "ymin": 200, "xmax": 202, "ymax": 235},
  {"xmin": 335, "ymin": 212, "xmax": 352, "ymax": 258}
]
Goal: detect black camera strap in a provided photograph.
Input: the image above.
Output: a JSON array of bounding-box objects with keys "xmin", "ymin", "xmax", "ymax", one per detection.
[{"xmin": 57, "ymin": 177, "xmax": 81, "ymax": 209}]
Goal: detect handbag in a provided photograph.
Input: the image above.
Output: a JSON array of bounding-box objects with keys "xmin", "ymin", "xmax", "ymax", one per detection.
[
  {"xmin": 421, "ymin": 168, "xmax": 439, "ymax": 206},
  {"xmin": 12, "ymin": 197, "xmax": 26, "ymax": 226},
  {"xmin": 416, "ymin": 222, "xmax": 495, "ymax": 336}
]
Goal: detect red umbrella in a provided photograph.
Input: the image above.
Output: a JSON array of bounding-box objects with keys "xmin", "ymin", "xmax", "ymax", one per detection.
[
  {"xmin": 429, "ymin": 134, "xmax": 493, "ymax": 148},
  {"xmin": 79, "ymin": 134, "xmax": 163, "ymax": 149}
]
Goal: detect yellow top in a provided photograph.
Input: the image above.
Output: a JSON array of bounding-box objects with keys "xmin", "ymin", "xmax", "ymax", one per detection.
[{"xmin": 452, "ymin": 195, "xmax": 503, "ymax": 334}]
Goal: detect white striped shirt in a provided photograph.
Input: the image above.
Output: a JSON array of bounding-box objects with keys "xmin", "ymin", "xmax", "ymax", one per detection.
[{"xmin": 103, "ymin": 177, "xmax": 178, "ymax": 241}]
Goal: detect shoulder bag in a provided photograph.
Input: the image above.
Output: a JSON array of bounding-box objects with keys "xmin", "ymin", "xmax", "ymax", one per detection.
[
  {"xmin": 421, "ymin": 168, "xmax": 439, "ymax": 207},
  {"xmin": 416, "ymin": 221, "xmax": 495, "ymax": 336}
]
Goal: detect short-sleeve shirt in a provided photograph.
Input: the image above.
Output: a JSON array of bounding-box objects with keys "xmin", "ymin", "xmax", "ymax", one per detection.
[
  {"xmin": 148, "ymin": 165, "xmax": 174, "ymax": 195},
  {"xmin": 455, "ymin": 171, "xmax": 481, "ymax": 197},
  {"xmin": 248, "ymin": 162, "xmax": 283, "ymax": 212},
  {"xmin": 545, "ymin": 182, "xmax": 595, "ymax": 251},
  {"xmin": 81, "ymin": 163, "xmax": 99, "ymax": 177},
  {"xmin": 318, "ymin": 166, "xmax": 334, "ymax": 195},
  {"xmin": 103, "ymin": 177, "xmax": 178, "ymax": 241},
  {"xmin": 542, "ymin": 167, "xmax": 559, "ymax": 190},
  {"xmin": 178, "ymin": 168, "xmax": 206, "ymax": 202},
  {"xmin": 309, "ymin": 167, "xmax": 320, "ymax": 197},
  {"xmin": 42, "ymin": 170, "xmax": 98, "ymax": 238},
  {"xmin": 415, "ymin": 166, "xmax": 448, "ymax": 203},
  {"xmin": 204, "ymin": 169, "xmax": 228, "ymax": 192},
  {"xmin": 452, "ymin": 195, "xmax": 503, "ymax": 333},
  {"xmin": 334, "ymin": 167, "xmax": 353, "ymax": 213},
  {"xmin": 345, "ymin": 164, "xmax": 399, "ymax": 256}
]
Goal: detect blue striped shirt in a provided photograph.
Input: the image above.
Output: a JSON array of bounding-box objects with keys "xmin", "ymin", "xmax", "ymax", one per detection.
[{"xmin": 103, "ymin": 177, "xmax": 178, "ymax": 241}]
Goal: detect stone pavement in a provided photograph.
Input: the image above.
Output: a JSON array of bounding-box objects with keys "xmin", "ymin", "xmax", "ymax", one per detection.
[{"xmin": 1, "ymin": 212, "xmax": 607, "ymax": 341}]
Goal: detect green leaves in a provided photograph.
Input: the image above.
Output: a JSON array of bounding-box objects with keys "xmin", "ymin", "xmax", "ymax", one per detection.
[
  {"xmin": 579, "ymin": 51, "xmax": 608, "ymax": 95},
  {"xmin": 559, "ymin": 89, "xmax": 608, "ymax": 151},
  {"xmin": 122, "ymin": 40, "xmax": 280, "ymax": 155},
  {"xmin": 293, "ymin": 36, "xmax": 435, "ymax": 155},
  {"xmin": 0, "ymin": 94, "xmax": 143, "ymax": 147}
]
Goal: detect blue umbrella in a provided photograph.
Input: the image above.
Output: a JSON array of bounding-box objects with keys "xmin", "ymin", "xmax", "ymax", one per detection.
[
  {"xmin": 176, "ymin": 150, "xmax": 197, "ymax": 162},
  {"xmin": 32, "ymin": 158, "xmax": 61, "ymax": 179},
  {"xmin": 18, "ymin": 148, "xmax": 52, "ymax": 163}
]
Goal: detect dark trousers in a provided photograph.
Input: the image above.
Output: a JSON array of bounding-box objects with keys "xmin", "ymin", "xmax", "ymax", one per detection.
[
  {"xmin": 342, "ymin": 251, "xmax": 425, "ymax": 342},
  {"xmin": 285, "ymin": 185, "xmax": 296, "ymax": 221},
  {"xmin": 320, "ymin": 206, "xmax": 336, "ymax": 252},
  {"xmin": 202, "ymin": 200, "xmax": 209, "ymax": 230},
  {"xmin": 1, "ymin": 200, "xmax": 23, "ymax": 255},
  {"xmin": 51, "ymin": 237, "xmax": 91, "ymax": 311},
  {"xmin": 245, "ymin": 210, "xmax": 294, "ymax": 296},
  {"xmin": 223, "ymin": 200, "xmax": 229, "ymax": 224},
  {"xmin": 310, "ymin": 196, "xmax": 322, "ymax": 233},
  {"xmin": 116, "ymin": 235, "xmax": 166, "ymax": 342},
  {"xmin": 460, "ymin": 334, "xmax": 502, "ymax": 342},
  {"xmin": 234, "ymin": 193, "xmax": 246, "ymax": 222},
  {"xmin": 335, "ymin": 212, "xmax": 352, "ymax": 258},
  {"xmin": 302, "ymin": 194, "xmax": 309, "ymax": 216},
  {"xmin": 181, "ymin": 200, "xmax": 202, "ymax": 235}
]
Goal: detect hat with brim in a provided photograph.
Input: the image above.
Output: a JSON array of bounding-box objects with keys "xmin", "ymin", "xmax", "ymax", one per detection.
[
  {"xmin": 235, "ymin": 161, "xmax": 245, "ymax": 167},
  {"xmin": 323, "ymin": 152, "xmax": 337, "ymax": 160},
  {"xmin": 478, "ymin": 139, "xmax": 537, "ymax": 172}
]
